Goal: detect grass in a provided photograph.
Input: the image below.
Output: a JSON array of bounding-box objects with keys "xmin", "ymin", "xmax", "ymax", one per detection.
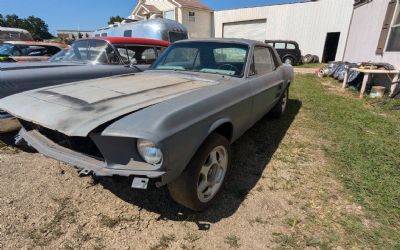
[
  {"xmin": 291, "ymin": 74, "xmax": 400, "ymax": 247},
  {"xmin": 184, "ymin": 232, "xmax": 200, "ymax": 242},
  {"xmin": 225, "ymin": 235, "xmax": 240, "ymax": 248},
  {"xmin": 295, "ymin": 63, "xmax": 326, "ymax": 68},
  {"xmin": 150, "ymin": 234, "xmax": 176, "ymax": 250},
  {"xmin": 28, "ymin": 198, "xmax": 77, "ymax": 246}
]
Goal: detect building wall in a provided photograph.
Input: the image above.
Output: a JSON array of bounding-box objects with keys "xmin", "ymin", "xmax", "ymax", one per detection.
[
  {"xmin": 181, "ymin": 8, "xmax": 213, "ymax": 38},
  {"xmin": 214, "ymin": 0, "xmax": 354, "ymax": 61},
  {"xmin": 343, "ymin": 0, "xmax": 400, "ymax": 68},
  {"xmin": 132, "ymin": 0, "xmax": 212, "ymax": 39},
  {"xmin": 137, "ymin": 0, "xmax": 176, "ymax": 11}
]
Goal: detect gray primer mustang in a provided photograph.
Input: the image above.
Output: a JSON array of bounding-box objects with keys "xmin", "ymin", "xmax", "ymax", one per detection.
[
  {"xmin": 0, "ymin": 37, "xmax": 170, "ymax": 132},
  {"xmin": 0, "ymin": 39, "xmax": 293, "ymax": 211}
]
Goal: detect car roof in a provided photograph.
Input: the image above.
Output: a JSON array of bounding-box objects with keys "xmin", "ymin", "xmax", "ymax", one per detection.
[
  {"xmin": 79, "ymin": 37, "xmax": 171, "ymax": 47},
  {"xmin": 3, "ymin": 41, "xmax": 68, "ymax": 48},
  {"xmin": 174, "ymin": 38, "xmax": 267, "ymax": 47},
  {"xmin": 265, "ymin": 40, "xmax": 299, "ymax": 45}
]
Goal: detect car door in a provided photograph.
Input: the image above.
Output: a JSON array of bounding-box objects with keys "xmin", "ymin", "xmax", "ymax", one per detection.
[{"xmin": 248, "ymin": 46, "xmax": 284, "ymax": 123}]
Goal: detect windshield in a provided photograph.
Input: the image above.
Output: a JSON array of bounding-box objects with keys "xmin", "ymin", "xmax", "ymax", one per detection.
[
  {"xmin": 53, "ymin": 40, "xmax": 120, "ymax": 64},
  {"xmin": 151, "ymin": 42, "xmax": 249, "ymax": 77}
]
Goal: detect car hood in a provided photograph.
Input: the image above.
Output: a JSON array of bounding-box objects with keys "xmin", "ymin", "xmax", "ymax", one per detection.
[
  {"xmin": 0, "ymin": 71, "xmax": 224, "ymax": 137},
  {"xmin": 0, "ymin": 61, "xmax": 84, "ymax": 71}
]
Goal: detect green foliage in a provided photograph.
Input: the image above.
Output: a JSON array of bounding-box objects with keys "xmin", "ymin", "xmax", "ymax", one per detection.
[
  {"xmin": 0, "ymin": 14, "xmax": 6, "ymax": 26},
  {"xmin": 225, "ymin": 235, "xmax": 240, "ymax": 248},
  {"xmin": 0, "ymin": 14, "xmax": 53, "ymax": 40},
  {"xmin": 108, "ymin": 16, "xmax": 124, "ymax": 25},
  {"xmin": 296, "ymin": 63, "xmax": 327, "ymax": 68},
  {"xmin": 292, "ymin": 75, "xmax": 400, "ymax": 248}
]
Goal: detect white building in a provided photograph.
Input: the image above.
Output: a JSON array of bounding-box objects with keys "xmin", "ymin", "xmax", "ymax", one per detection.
[
  {"xmin": 129, "ymin": 0, "xmax": 213, "ymax": 38},
  {"xmin": 214, "ymin": 0, "xmax": 354, "ymax": 62},
  {"xmin": 343, "ymin": 0, "xmax": 400, "ymax": 68}
]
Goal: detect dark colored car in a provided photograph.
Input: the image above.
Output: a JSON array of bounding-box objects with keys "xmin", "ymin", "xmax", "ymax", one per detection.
[
  {"xmin": 0, "ymin": 37, "xmax": 170, "ymax": 132},
  {"xmin": 265, "ymin": 40, "xmax": 301, "ymax": 66},
  {"xmin": 0, "ymin": 41, "xmax": 67, "ymax": 62}
]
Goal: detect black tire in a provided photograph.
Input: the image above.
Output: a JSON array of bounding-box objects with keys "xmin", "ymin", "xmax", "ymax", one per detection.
[
  {"xmin": 283, "ymin": 56, "xmax": 294, "ymax": 65},
  {"xmin": 168, "ymin": 133, "xmax": 231, "ymax": 211},
  {"xmin": 269, "ymin": 88, "xmax": 289, "ymax": 118},
  {"xmin": 303, "ymin": 54, "xmax": 313, "ymax": 64}
]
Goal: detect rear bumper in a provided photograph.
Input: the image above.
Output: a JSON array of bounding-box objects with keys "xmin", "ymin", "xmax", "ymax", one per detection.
[
  {"xmin": 0, "ymin": 113, "xmax": 21, "ymax": 133},
  {"xmin": 19, "ymin": 128, "xmax": 166, "ymax": 179}
]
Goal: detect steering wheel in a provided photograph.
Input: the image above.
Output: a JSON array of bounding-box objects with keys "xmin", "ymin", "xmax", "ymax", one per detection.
[{"xmin": 217, "ymin": 64, "xmax": 240, "ymax": 73}]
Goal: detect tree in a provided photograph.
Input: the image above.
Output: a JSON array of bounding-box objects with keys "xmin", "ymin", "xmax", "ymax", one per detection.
[
  {"xmin": 1, "ymin": 14, "xmax": 53, "ymax": 40},
  {"xmin": 4, "ymin": 14, "xmax": 25, "ymax": 29},
  {"xmin": 108, "ymin": 16, "xmax": 124, "ymax": 25},
  {"xmin": 0, "ymin": 14, "xmax": 6, "ymax": 26},
  {"xmin": 24, "ymin": 16, "xmax": 53, "ymax": 40}
]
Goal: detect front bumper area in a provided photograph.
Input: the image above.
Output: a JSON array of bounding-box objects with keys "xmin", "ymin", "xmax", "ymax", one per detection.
[
  {"xmin": 19, "ymin": 128, "xmax": 166, "ymax": 178},
  {"xmin": 0, "ymin": 113, "xmax": 21, "ymax": 133}
]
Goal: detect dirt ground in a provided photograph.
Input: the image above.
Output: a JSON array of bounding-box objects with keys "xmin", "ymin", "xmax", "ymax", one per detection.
[
  {"xmin": 293, "ymin": 67, "xmax": 318, "ymax": 74},
  {"xmin": 0, "ymin": 97, "xmax": 370, "ymax": 249}
]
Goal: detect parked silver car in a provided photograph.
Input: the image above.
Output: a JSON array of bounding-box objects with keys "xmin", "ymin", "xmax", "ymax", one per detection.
[{"xmin": 0, "ymin": 39, "xmax": 293, "ymax": 211}]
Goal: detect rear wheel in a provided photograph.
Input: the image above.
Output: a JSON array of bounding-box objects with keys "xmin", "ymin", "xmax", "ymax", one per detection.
[
  {"xmin": 269, "ymin": 88, "xmax": 289, "ymax": 118},
  {"xmin": 283, "ymin": 56, "xmax": 294, "ymax": 65},
  {"xmin": 168, "ymin": 133, "xmax": 230, "ymax": 211}
]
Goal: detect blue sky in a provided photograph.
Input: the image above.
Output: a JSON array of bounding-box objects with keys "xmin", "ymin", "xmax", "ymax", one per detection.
[{"xmin": 1, "ymin": 0, "xmax": 302, "ymax": 34}]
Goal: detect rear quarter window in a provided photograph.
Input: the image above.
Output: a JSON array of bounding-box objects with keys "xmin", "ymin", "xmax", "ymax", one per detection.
[{"xmin": 287, "ymin": 43, "xmax": 296, "ymax": 49}]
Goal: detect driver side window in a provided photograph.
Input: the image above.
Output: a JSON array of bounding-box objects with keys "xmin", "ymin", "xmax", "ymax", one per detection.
[{"xmin": 249, "ymin": 46, "xmax": 276, "ymax": 76}]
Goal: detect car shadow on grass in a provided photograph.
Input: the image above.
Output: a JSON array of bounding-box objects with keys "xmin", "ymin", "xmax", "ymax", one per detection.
[{"xmin": 98, "ymin": 99, "xmax": 302, "ymax": 230}]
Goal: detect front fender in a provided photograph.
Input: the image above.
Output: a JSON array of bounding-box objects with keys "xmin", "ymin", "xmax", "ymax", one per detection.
[{"xmin": 208, "ymin": 118, "xmax": 232, "ymax": 135}]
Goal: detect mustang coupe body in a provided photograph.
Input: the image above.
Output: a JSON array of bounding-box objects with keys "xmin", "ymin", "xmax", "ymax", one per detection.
[
  {"xmin": 0, "ymin": 37, "xmax": 170, "ymax": 132},
  {"xmin": 0, "ymin": 39, "xmax": 293, "ymax": 210}
]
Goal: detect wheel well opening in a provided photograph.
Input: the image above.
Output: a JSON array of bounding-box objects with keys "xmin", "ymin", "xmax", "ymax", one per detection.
[{"xmin": 212, "ymin": 122, "xmax": 233, "ymax": 142}]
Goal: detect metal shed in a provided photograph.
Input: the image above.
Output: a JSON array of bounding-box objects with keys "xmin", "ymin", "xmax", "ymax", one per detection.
[{"xmin": 214, "ymin": 0, "xmax": 354, "ymax": 62}]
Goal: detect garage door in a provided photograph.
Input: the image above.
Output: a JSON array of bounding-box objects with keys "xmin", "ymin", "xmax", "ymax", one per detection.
[{"xmin": 223, "ymin": 19, "xmax": 267, "ymax": 41}]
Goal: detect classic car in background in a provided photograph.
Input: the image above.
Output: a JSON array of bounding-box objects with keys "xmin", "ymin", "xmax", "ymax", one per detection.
[
  {"xmin": 0, "ymin": 27, "xmax": 33, "ymax": 44},
  {"xmin": 0, "ymin": 39, "xmax": 293, "ymax": 211},
  {"xmin": 94, "ymin": 18, "xmax": 188, "ymax": 43},
  {"xmin": 0, "ymin": 37, "xmax": 170, "ymax": 132},
  {"xmin": 265, "ymin": 40, "xmax": 302, "ymax": 66},
  {"xmin": 0, "ymin": 41, "xmax": 68, "ymax": 62}
]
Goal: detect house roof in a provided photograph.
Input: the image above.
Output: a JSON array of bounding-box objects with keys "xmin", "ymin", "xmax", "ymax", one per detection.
[
  {"xmin": 174, "ymin": 0, "xmax": 212, "ymax": 10},
  {"xmin": 143, "ymin": 4, "xmax": 161, "ymax": 12}
]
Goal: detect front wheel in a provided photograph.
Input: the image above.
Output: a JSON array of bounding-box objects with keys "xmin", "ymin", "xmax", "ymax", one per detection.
[
  {"xmin": 168, "ymin": 133, "xmax": 230, "ymax": 211},
  {"xmin": 269, "ymin": 88, "xmax": 289, "ymax": 118}
]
